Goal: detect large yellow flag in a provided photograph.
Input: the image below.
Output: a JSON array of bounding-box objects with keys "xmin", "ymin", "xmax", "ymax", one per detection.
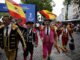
[
  {"xmin": 5, "ymin": 0, "xmax": 26, "ymax": 24},
  {"xmin": 40, "ymin": 10, "xmax": 57, "ymax": 20}
]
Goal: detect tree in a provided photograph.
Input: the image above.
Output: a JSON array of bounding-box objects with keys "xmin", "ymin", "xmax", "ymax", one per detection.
[
  {"xmin": 0, "ymin": 12, "xmax": 9, "ymax": 18},
  {"xmin": 21, "ymin": 0, "xmax": 55, "ymax": 12},
  {"xmin": 63, "ymin": 0, "xmax": 80, "ymax": 20},
  {"xmin": 63, "ymin": 0, "xmax": 72, "ymax": 20},
  {"xmin": 73, "ymin": 0, "xmax": 80, "ymax": 7}
]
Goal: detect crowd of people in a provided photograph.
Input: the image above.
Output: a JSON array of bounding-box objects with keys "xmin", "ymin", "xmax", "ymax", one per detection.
[{"xmin": 0, "ymin": 15, "xmax": 75, "ymax": 60}]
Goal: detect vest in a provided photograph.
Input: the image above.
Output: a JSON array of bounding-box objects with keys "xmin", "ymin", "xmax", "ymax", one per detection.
[
  {"xmin": 22, "ymin": 29, "xmax": 36, "ymax": 44},
  {"xmin": 0, "ymin": 25, "xmax": 24, "ymax": 51}
]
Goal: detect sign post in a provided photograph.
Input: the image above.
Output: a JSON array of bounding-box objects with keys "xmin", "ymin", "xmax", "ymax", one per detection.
[{"xmin": 0, "ymin": 3, "xmax": 36, "ymax": 23}]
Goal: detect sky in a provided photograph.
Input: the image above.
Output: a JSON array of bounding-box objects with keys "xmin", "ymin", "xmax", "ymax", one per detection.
[
  {"xmin": 52, "ymin": 0, "xmax": 64, "ymax": 16},
  {"xmin": 0, "ymin": 0, "xmax": 64, "ymax": 16}
]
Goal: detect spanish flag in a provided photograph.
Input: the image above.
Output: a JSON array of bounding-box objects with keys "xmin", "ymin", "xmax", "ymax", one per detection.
[
  {"xmin": 5, "ymin": 0, "xmax": 26, "ymax": 24},
  {"xmin": 40, "ymin": 10, "xmax": 57, "ymax": 20}
]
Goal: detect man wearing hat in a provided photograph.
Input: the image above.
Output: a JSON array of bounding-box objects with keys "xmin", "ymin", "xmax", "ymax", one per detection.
[
  {"xmin": 40, "ymin": 19, "xmax": 57, "ymax": 60},
  {"xmin": 23, "ymin": 21, "xmax": 38, "ymax": 60}
]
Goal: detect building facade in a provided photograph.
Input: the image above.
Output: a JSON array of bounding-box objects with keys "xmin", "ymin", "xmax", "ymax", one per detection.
[
  {"xmin": 72, "ymin": 3, "xmax": 79, "ymax": 19},
  {"xmin": 57, "ymin": 3, "xmax": 79, "ymax": 21}
]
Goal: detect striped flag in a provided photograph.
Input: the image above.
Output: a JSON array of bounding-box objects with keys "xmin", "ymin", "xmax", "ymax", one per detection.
[
  {"xmin": 5, "ymin": 0, "xmax": 26, "ymax": 24},
  {"xmin": 40, "ymin": 10, "xmax": 57, "ymax": 20}
]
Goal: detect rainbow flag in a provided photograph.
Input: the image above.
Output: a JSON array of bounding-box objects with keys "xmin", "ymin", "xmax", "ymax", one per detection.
[
  {"xmin": 40, "ymin": 10, "xmax": 57, "ymax": 20},
  {"xmin": 5, "ymin": 0, "xmax": 26, "ymax": 24}
]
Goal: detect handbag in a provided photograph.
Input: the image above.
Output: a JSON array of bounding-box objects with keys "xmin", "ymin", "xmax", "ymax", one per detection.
[{"xmin": 69, "ymin": 39, "xmax": 75, "ymax": 50}]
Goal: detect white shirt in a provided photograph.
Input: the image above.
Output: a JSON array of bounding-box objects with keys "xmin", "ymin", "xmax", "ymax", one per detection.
[
  {"xmin": 4, "ymin": 24, "xmax": 12, "ymax": 37},
  {"xmin": 36, "ymin": 23, "xmax": 39, "ymax": 27},
  {"xmin": 63, "ymin": 28, "xmax": 68, "ymax": 33},
  {"xmin": 45, "ymin": 26, "xmax": 50, "ymax": 35}
]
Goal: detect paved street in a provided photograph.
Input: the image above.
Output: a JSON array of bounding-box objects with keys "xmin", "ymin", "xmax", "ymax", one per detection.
[
  {"xmin": 0, "ymin": 32, "xmax": 80, "ymax": 60},
  {"xmin": 66, "ymin": 32, "xmax": 80, "ymax": 60}
]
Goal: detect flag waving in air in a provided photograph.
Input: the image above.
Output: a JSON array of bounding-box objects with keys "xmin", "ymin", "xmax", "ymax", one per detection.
[
  {"xmin": 5, "ymin": 0, "xmax": 26, "ymax": 24},
  {"xmin": 40, "ymin": 10, "xmax": 57, "ymax": 20}
]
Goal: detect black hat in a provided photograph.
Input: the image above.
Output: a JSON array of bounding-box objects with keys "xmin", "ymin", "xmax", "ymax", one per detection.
[{"xmin": 26, "ymin": 21, "xmax": 34, "ymax": 25}]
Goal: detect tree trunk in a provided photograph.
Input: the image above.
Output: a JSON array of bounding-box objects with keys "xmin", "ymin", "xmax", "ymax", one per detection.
[{"xmin": 65, "ymin": 4, "xmax": 68, "ymax": 20}]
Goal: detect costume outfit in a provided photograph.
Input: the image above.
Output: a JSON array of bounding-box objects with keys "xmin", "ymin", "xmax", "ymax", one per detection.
[
  {"xmin": 23, "ymin": 28, "xmax": 38, "ymax": 60},
  {"xmin": 40, "ymin": 25, "xmax": 57, "ymax": 60},
  {"xmin": 58, "ymin": 27, "xmax": 73, "ymax": 50},
  {"xmin": 0, "ymin": 24, "xmax": 26, "ymax": 60},
  {"xmin": 67, "ymin": 25, "xmax": 73, "ymax": 39}
]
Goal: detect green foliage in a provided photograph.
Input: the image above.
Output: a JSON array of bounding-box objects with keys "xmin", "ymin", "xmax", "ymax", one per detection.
[
  {"xmin": 0, "ymin": 12, "xmax": 9, "ymax": 18},
  {"xmin": 73, "ymin": 0, "xmax": 80, "ymax": 7},
  {"xmin": 63, "ymin": 0, "xmax": 80, "ymax": 20},
  {"xmin": 63, "ymin": 0, "xmax": 72, "ymax": 5},
  {"xmin": 63, "ymin": 0, "xmax": 72, "ymax": 20},
  {"xmin": 21, "ymin": 0, "xmax": 55, "ymax": 12}
]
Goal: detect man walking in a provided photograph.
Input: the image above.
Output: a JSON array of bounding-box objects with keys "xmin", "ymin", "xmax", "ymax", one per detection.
[
  {"xmin": 0, "ymin": 16, "xmax": 26, "ymax": 60},
  {"xmin": 40, "ymin": 19, "xmax": 57, "ymax": 60}
]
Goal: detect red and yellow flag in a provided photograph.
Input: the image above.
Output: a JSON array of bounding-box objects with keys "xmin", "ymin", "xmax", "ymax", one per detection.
[
  {"xmin": 5, "ymin": 0, "xmax": 26, "ymax": 24},
  {"xmin": 40, "ymin": 10, "xmax": 57, "ymax": 20}
]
